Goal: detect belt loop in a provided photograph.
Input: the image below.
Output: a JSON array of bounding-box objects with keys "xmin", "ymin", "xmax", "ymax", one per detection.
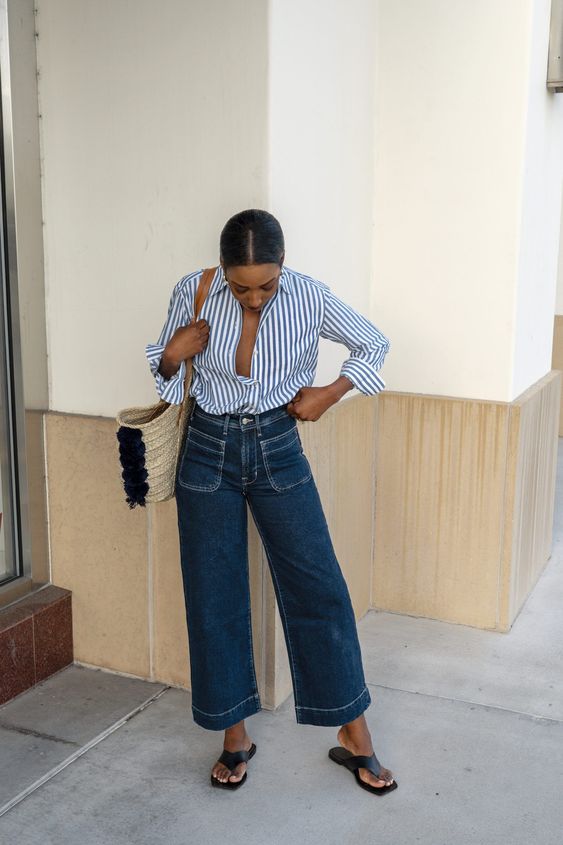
[
  {"xmin": 222, "ymin": 413, "xmax": 230, "ymax": 436},
  {"xmin": 255, "ymin": 410, "xmax": 262, "ymax": 438}
]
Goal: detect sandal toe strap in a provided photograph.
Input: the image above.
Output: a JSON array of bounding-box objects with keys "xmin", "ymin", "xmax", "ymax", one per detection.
[
  {"xmin": 217, "ymin": 748, "xmax": 250, "ymax": 769},
  {"xmin": 346, "ymin": 752, "xmax": 382, "ymax": 777}
]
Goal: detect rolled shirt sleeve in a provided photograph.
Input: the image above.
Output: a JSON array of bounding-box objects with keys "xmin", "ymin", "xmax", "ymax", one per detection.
[
  {"xmin": 319, "ymin": 286, "xmax": 390, "ymax": 395},
  {"xmin": 145, "ymin": 278, "xmax": 191, "ymax": 404}
]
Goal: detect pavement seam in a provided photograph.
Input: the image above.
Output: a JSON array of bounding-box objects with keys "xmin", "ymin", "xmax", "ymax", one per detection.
[
  {"xmin": 366, "ymin": 681, "xmax": 563, "ymax": 724},
  {"xmin": 0, "ymin": 684, "xmax": 172, "ymax": 818}
]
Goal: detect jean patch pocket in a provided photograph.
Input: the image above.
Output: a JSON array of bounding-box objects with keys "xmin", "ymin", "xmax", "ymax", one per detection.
[
  {"xmin": 260, "ymin": 425, "xmax": 312, "ymax": 493},
  {"xmin": 177, "ymin": 425, "xmax": 226, "ymax": 492}
]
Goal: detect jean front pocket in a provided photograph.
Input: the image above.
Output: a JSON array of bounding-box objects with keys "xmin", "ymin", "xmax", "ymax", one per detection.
[
  {"xmin": 260, "ymin": 424, "xmax": 312, "ymax": 493},
  {"xmin": 177, "ymin": 425, "xmax": 226, "ymax": 492}
]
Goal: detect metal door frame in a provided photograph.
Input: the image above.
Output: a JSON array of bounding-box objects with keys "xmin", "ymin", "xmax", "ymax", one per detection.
[{"xmin": 0, "ymin": 0, "xmax": 33, "ymax": 590}]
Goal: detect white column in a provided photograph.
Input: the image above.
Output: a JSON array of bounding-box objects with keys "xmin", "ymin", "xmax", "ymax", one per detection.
[
  {"xmin": 373, "ymin": 0, "xmax": 563, "ymax": 402},
  {"xmin": 268, "ymin": 0, "xmax": 378, "ymax": 390},
  {"xmin": 35, "ymin": 0, "xmax": 270, "ymax": 415}
]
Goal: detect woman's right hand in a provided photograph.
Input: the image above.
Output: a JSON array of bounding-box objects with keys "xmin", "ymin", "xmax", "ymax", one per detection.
[
  {"xmin": 158, "ymin": 319, "xmax": 209, "ymax": 379},
  {"xmin": 167, "ymin": 318, "xmax": 210, "ymax": 362}
]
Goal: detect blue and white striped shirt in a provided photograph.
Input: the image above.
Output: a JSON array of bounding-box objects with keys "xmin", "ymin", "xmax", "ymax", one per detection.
[{"xmin": 145, "ymin": 265, "xmax": 390, "ymax": 415}]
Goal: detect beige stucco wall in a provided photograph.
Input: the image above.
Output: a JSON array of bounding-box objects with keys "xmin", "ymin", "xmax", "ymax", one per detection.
[
  {"xmin": 502, "ymin": 372, "xmax": 561, "ymax": 625},
  {"xmin": 552, "ymin": 317, "xmax": 563, "ymax": 434},
  {"xmin": 44, "ymin": 396, "xmax": 377, "ymax": 706},
  {"xmin": 374, "ymin": 371, "xmax": 561, "ymax": 632},
  {"xmin": 45, "ymin": 372, "xmax": 559, "ymax": 706}
]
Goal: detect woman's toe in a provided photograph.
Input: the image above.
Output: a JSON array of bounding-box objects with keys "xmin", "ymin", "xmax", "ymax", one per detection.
[
  {"xmin": 229, "ymin": 764, "xmax": 246, "ymax": 781},
  {"xmin": 359, "ymin": 765, "xmax": 394, "ymax": 787},
  {"xmin": 212, "ymin": 765, "xmax": 227, "ymax": 781},
  {"xmin": 359, "ymin": 769, "xmax": 386, "ymax": 787},
  {"xmin": 379, "ymin": 765, "xmax": 394, "ymax": 783}
]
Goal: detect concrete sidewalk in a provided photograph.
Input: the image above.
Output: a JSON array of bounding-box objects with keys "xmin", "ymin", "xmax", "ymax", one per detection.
[{"xmin": 1, "ymin": 449, "xmax": 563, "ymax": 845}]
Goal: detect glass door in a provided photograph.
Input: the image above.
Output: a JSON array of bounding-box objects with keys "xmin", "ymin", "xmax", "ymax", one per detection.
[
  {"xmin": 0, "ymin": 88, "xmax": 19, "ymax": 584},
  {"xmin": 0, "ymin": 3, "xmax": 49, "ymax": 602},
  {"xmin": 0, "ymin": 283, "xmax": 18, "ymax": 583},
  {"xmin": 0, "ymin": 22, "xmax": 28, "ymax": 589}
]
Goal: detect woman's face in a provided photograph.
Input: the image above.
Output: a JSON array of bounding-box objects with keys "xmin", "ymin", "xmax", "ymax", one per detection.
[{"xmin": 221, "ymin": 262, "xmax": 283, "ymax": 313}]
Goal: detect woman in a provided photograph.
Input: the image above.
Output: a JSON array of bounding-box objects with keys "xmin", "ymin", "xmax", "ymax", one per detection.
[{"xmin": 146, "ymin": 209, "xmax": 397, "ymax": 796}]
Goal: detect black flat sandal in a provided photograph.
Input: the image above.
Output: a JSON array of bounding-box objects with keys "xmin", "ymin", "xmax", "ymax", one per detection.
[
  {"xmin": 210, "ymin": 742, "xmax": 257, "ymax": 790},
  {"xmin": 328, "ymin": 746, "xmax": 398, "ymax": 796}
]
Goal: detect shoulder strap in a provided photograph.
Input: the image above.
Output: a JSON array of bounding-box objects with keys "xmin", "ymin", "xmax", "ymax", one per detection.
[
  {"xmin": 148, "ymin": 267, "xmax": 218, "ymax": 420},
  {"xmin": 181, "ymin": 265, "xmax": 217, "ymax": 399},
  {"xmin": 192, "ymin": 266, "xmax": 216, "ymax": 323}
]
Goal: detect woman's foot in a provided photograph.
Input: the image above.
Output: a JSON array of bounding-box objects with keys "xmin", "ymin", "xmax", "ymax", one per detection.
[
  {"xmin": 337, "ymin": 715, "xmax": 395, "ymax": 788},
  {"xmin": 211, "ymin": 720, "xmax": 254, "ymax": 784}
]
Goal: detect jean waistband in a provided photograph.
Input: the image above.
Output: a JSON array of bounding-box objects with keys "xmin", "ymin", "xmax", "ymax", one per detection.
[{"xmin": 190, "ymin": 401, "xmax": 292, "ymax": 432}]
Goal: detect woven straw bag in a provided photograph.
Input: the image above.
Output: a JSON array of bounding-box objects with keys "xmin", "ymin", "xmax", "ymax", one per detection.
[{"xmin": 115, "ymin": 267, "xmax": 215, "ymax": 508}]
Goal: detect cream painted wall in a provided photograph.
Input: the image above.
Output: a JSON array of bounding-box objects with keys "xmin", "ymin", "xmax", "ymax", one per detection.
[
  {"xmin": 35, "ymin": 0, "xmax": 269, "ymax": 416},
  {"xmin": 34, "ymin": 0, "xmax": 563, "ymax": 413},
  {"xmin": 268, "ymin": 0, "xmax": 379, "ymax": 392},
  {"xmin": 513, "ymin": 0, "xmax": 563, "ymax": 396},
  {"xmin": 37, "ymin": 0, "xmax": 383, "ymax": 413},
  {"xmin": 373, "ymin": 0, "xmax": 563, "ymax": 403},
  {"xmin": 554, "ymin": 185, "xmax": 563, "ymax": 315}
]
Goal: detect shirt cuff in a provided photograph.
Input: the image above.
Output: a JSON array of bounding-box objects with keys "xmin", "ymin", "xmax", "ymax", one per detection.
[
  {"xmin": 340, "ymin": 359, "xmax": 387, "ymax": 395},
  {"xmin": 145, "ymin": 343, "xmax": 186, "ymax": 405}
]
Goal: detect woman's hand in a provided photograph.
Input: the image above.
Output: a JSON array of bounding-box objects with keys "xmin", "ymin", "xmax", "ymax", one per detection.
[
  {"xmin": 167, "ymin": 318, "xmax": 210, "ymax": 362},
  {"xmin": 286, "ymin": 386, "xmax": 338, "ymax": 422},
  {"xmin": 286, "ymin": 377, "xmax": 355, "ymax": 421},
  {"xmin": 158, "ymin": 319, "xmax": 210, "ymax": 379}
]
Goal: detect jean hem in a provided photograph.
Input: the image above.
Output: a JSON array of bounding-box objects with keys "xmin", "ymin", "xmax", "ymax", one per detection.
[
  {"xmin": 295, "ymin": 685, "xmax": 371, "ymax": 727},
  {"xmin": 192, "ymin": 694, "xmax": 262, "ymax": 730}
]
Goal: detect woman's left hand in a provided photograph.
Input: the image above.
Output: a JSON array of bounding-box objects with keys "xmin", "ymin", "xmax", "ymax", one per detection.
[{"xmin": 286, "ymin": 386, "xmax": 337, "ymax": 422}]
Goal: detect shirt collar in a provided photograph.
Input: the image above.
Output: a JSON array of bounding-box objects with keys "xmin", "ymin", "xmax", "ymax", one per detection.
[{"xmin": 207, "ymin": 265, "xmax": 291, "ymax": 297}]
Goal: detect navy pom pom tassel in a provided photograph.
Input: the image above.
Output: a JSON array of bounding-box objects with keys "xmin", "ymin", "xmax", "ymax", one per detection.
[{"xmin": 116, "ymin": 427, "xmax": 149, "ymax": 508}]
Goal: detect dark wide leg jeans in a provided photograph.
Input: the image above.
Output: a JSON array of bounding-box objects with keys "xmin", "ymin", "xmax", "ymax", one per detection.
[{"xmin": 174, "ymin": 401, "xmax": 371, "ymax": 731}]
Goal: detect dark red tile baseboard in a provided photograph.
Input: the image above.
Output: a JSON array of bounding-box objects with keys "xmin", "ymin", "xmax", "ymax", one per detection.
[{"xmin": 0, "ymin": 585, "xmax": 73, "ymax": 706}]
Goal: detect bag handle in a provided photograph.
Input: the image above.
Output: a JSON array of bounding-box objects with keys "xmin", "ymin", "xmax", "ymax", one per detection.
[
  {"xmin": 147, "ymin": 267, "xmax": 217, "ymax": 424},
  {"xmin": 192, "ymin": 266, "xmax": 216, "ymax": 325},
  {"xmin": 177, "ymin": 266, "xmax": 217, "ymax": 423}
]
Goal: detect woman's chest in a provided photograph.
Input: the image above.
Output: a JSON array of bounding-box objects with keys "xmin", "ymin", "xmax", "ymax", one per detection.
[
  {"xmin": 234, "ymin": 310, "xmax": 260, "ymax": 377},
  {"xmin": 194, "ymin": 291, "xmax": 321, "ymax": 379}
]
